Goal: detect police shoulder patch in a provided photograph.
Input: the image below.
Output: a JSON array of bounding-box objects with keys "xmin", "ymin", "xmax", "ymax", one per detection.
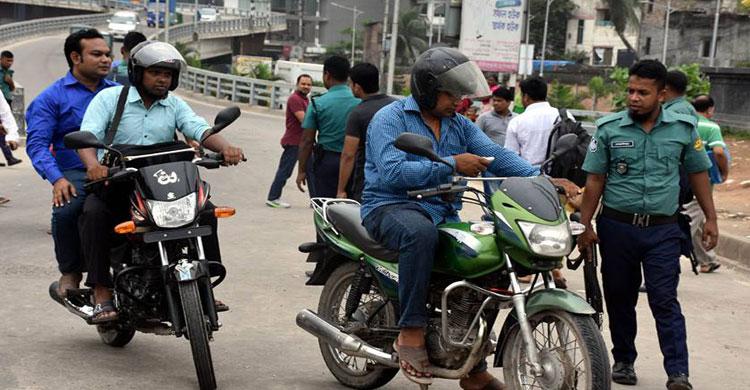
[
  {"xmin": 589, "ymin": 138, "xmax": 599, "ymax": 153},
  {"xmin": 595, "ymin": 111, "xmax": 625, "ymax": 128},
  {"xmin": 694, "ymin": 137, "xmax": 704, "ymax": 151}
]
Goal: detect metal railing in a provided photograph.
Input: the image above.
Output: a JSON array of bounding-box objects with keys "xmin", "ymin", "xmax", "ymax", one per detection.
[
  {"xmin": 0, "ymin": 13, "xmax": 111, "ymax": 45},
  {"xmin": 152, "ymin": 13, "xmax": 286, "ymax": 42},
  {"xmin": 0, "ymin": 0, "xmax": 140, "ymax": 12}
]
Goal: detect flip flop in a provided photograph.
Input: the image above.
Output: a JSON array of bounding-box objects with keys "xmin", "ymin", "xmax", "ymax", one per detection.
[
  {"xmin": 700, "ymin": 263, "xmax": 721, "ymax": 273},
  {"xmin": 91, "ymin": 300, "xmax": 119, "ymax": 324},
  {"xmin": 215, "ymin": 300, "xmax": 229, "ymax": 312},
  {"xmin": 554, "ymin": 277, "xmax": 568, "ymax": 289},
  {"xmin": 393, "ymin": 341, "xmax": 433, "ymax": 386}
]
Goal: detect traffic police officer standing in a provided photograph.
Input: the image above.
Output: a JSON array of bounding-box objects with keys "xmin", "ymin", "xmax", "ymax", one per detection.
[{"xmin": 577, "ymin": 60, "xmax": 718, "ymax": 390}]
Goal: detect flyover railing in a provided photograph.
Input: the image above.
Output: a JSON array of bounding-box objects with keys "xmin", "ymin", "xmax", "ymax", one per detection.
[
  {"xmin": 151, "ymin": 13, "xmax": 286, "ymax": 42},
  {"xmin": 0, "ymin": 0, "xmax": 140, "ymax": 12},
  {"xmin": 0, "ymin": 13, "xmax": 111, "ymax": 45}
]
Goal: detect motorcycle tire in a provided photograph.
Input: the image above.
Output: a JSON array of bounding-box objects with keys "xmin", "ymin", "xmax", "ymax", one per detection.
[
  {"xmin": 179, "ymin": 280, "xmax": 217, "ymax": 390},
  {"xmin": 502, "ymin": 310, "xmax": 610, "ymax": 390},
  {"xmin": 97, "ymin": 324, "xmax": 136, "ymax": 347},
  {"xmin": 317, "ymin": 262, "xmax": 399, "ymax": 389}
]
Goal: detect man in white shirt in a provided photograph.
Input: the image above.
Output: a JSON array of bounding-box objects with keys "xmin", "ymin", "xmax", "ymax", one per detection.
[
  {"xmin": 0, "ymin": 96, "xmax": 20, "ymax": 167},
  {"xmin": 504, "ymin": 76, "xmax": 574, "ymax": 166},
  {"xmin": 0, "ymin": 96, "xmax": 19, "ymax": 203}
]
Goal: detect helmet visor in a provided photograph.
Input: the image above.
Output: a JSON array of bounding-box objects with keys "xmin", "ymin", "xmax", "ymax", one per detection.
[
  {"xmin": 132, "ymin": 41, "xmax": 187, "ymax": 72},
  {"xmin": 435, "ymin": 61, "xmax": 491, "ymax": 100}
]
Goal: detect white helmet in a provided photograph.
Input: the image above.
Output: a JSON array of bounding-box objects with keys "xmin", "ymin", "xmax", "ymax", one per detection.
[{"xmin": 128, "ymin": 41, "xmax": 187, "ymax": 90}]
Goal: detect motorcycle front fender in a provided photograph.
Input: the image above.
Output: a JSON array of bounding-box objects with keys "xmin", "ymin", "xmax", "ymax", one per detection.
[
  {"xmin": 493, "ymin": 289, "xmax": 596, "ymax": 367},
  {"xmin": 173, "ymin": 260, "xmax": 208, "ymax": 282}
]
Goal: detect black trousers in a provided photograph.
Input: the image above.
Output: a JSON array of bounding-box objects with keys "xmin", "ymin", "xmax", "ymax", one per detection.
[
  {"xmin": 311, "ymin": 149, "xmax": 340, "ymax": 198},
  {"xmin": 81, "ymin": 186, "xmax": 222, "ymax": 288}
]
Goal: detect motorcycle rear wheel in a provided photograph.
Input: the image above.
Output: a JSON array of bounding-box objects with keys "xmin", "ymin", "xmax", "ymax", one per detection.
[
  {"xmin": 179, "ymin": 280, "xmax": 217, "ymax": 390},
  {"xmin": 96, "ymin": 323, "xmax": 136, "ymax": 347},
  {"xmin": 502, "ymin": 310, "xmax": 610, "ymax": 390},
  {"xmin": 318, "ymin": 262, "xmax": 399, "ymax": 389}
]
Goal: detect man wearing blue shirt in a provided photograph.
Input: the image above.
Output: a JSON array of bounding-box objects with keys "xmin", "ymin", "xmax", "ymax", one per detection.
[
  {"xmin": 361, "ymin": 47, "xmax": 578, "ymax": 388},
  {"xmin": 26, "ymin": 29, "xmax": 117, "ymax": 298},
  {"xmin": 77, "ymin": 41, "xmax": 244, "ymax": 322}
]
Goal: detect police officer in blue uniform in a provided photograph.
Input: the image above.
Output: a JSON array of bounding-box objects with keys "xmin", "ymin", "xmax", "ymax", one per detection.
[{"xmin": 577, "ymin": 60, "xmax": 718, "ymax": 390}]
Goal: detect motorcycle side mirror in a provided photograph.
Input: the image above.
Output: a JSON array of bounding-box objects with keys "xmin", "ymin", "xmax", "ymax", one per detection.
[
  {"xmin": 63, "ymin": 131, "xmax": 105, "ymax": 149},
  {"xmin": 394, "ymin": 133, "xmax": 455, "ymax": 173},
  {"xmin": 202, "ymin": 106, "xmax": 241, "ymax": 142}
]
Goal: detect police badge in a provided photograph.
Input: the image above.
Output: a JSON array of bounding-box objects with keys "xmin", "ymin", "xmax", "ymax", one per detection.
[{"xmin": 616, "ymin": 161, "xmax": 628, "ymax": 175}]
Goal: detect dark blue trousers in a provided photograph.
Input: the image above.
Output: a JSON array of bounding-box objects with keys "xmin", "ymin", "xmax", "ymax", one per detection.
[
  {"xmin": 598, "ymin": 215, "xmax": 689, "ymax": 376},
  {"xmin": 51, "ymin": 169, "xmax": 87, "ymax": 274},
  {"xmin": 311, "ymin": 150, "xmax": 340, "ymax": 198},
  {"xmin": 267, "ymin": 145, "xmax": 299, "ymax": 201},
  {"xmin": 362, "ymin": 202, "xmax": 438, "ymax": 328}
]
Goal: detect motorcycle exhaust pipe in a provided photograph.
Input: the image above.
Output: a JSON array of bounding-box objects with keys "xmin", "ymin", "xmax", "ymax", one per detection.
[{"xmin": 296, "ymin": 309, "xmax": 398, "ymax": 368}]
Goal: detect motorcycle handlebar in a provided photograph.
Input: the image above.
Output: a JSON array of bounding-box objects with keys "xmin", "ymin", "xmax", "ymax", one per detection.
[{"xmin": 407, "ymin": 184, "xmax": 470, "ymax": 199}]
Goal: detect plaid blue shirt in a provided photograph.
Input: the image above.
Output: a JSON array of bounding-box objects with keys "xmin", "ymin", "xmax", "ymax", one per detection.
[{"xmin": 361, "ymin": 96, "xmax": 540, "ymax": 224}]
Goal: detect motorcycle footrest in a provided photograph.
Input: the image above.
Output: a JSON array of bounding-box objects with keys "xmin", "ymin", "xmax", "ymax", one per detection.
[{"xmin": 299, "ymin": 242, "xmax": 327, "ymax": 254}]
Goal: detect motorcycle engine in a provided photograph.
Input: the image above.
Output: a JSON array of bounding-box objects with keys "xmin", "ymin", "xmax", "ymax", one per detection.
[{"xmin": 425, "ymin": 289, "xmax": 482, "ymax": 369}]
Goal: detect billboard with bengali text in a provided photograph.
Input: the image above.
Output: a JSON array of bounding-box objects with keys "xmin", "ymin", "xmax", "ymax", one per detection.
[{"xmin": 459, "ymin": 0, "xmax": 526, "ymax": 73}]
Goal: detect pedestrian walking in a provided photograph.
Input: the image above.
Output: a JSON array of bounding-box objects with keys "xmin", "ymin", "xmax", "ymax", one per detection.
[
  {"xmin": 0, "ymin": 94, "xmax": 20, "ymax": 167},
  {"xmin": 295, "ymin": 55, "xmax": 360, "ymax": 198},
  {"xmin": 504, "ymin": 76, "xmax": 575, "ymax": 166},
  {"xmin": 25, "ymin": 29, "xmax": 117, "ymax": 299},
  {"xmin": 577, "ymin": 60, "xmax": 717, "ymax": 390},
  {"xmin": 476, "ymin": 87, "xmax": 516, "ymax": 147},
  {"xmin": 266, "ymin": 74, "xmax": 313, "ymax": 208},
  {"xmin": 1, "ymin": 50, "xmax": 16, "ymax": 105},
  {"xmin": 683, "ymin": 94, "xmax": 727, "ymax": 273},
  {"xmin": 336, "ymin": 63, "xmax": 397, "ymax": 202}
]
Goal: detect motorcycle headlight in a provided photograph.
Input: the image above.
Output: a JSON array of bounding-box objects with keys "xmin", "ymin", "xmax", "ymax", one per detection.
[
  {"xmin": 146, "ymin": 193, "xmax": 197, "ymax": 228},
  {"xmin": 517, "ymin": 221, "xmax": 573, "ymax": 257}
]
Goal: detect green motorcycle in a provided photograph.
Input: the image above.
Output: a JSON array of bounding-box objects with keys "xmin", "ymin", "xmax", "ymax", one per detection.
[{"xmin": 296, "ymin": 133, "xmax": 610, "ymax": 389}]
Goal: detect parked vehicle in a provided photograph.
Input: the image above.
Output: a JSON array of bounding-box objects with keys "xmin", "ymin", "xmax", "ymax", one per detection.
[
  {"xmin": 197, "ymin": 7, "xmax": 219, "ymax": 22},
  {"xmin": 296, "ymin": 133, "xmax": 610, "ymax": 389},
  {"xmin": 107, "ymin": 11, "xmax": 140, "ymax": 40},
  {"xmin": 50, "ymin": 106, "xmax": 242, "ymax": 390}
]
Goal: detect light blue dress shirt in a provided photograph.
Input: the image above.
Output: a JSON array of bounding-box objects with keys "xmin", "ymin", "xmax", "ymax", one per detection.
[
  {"xmin": 80, "ymin": 86, "xmax": 209, "ymax": 159},
  {"xmin": 361, "ymin": 96, "xmax": 540, "ymax": 224}
]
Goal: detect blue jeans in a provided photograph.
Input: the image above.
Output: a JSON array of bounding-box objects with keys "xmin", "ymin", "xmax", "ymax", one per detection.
[
  {"xmin": 267, "ymin": 145, "xmax": 298, "ymax": 201},
  {"xmin": 51, "ymin": 169, "xmax": 88, "ymax": 274},
  {"xmin": 598, "ymin": 216, "xmax": 688, "ymax": 376},
  {"xmin": 362, "ymin": 202, "xmax": 438, "ymax": 328}
]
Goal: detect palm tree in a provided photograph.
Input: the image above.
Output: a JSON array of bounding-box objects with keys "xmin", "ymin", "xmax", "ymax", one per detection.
[
  {"xmin": 603, "ymin": 0, "xmax": 641, "ymax": 57},
  {"xmin": 396, "ymin": 9, "xmax": 428, "ymax": 66}
]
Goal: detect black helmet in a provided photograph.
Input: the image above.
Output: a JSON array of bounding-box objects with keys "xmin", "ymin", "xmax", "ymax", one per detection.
[
  {"xmin": 128, "ymin": 41, "xmax": 187, "ymax": 91},
  {"xmin": 410, "ymin": 47, "xmax": 491, "ymax": 110}
]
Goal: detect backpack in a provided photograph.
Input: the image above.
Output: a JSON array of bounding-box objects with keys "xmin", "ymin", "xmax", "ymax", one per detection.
[{"xmin": 544, "ymin": 108, "xmax": 591, "ymax": 187}]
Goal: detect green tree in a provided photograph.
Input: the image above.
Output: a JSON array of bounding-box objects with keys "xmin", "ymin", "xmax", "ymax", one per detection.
[
  {"xmin": 588, "ymin": 76, "xmax": 612, "ymax": 111},
  {"xmin": 326, "ymin": 26, "xmax": 364, "ymax": 59},
  {"xmin": 547, "ymin": 80, "xmax": 584, "ymax": 109},
  {"xmin": 527, "ymin": 0, "xmax": 577, "ymax": 58},
  {"xmin": 671, "ymin": 63, "xmax": 711, "ymax": 99},
  {"xmin": 174, "ymin": 42, "xmax": 201, "ymax": 68},
  {"xmin": 395, "ymin": 8, "xmax": 429, "ymax": 66},
  {"xmin": 602, "ymin": 0, "xmax": 641, "ymax": 56},
  {"xmin": 609, "ymin": 66, "xmax": 630, "ymax": 111}
]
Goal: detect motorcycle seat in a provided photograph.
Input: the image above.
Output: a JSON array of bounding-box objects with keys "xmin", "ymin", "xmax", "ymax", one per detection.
[{"xmin": 325, "ymin": 203, "xmax": 399, "ymax": 262}]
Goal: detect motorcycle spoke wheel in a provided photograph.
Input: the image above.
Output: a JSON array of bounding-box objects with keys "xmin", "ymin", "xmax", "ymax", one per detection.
[{"xmin": 503, "ymin": 310, "xmax": 610, "ymax": 390}]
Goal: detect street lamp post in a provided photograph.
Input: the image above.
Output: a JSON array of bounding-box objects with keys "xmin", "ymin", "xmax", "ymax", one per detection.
[
  {"xmin": 539, "ymin": 0, "xmax": 553, "ymax": 77},
  {"xmin": 661, "ymin": 0, "xmax": 672, "ymax": 64},
  {"xmin": 386, "ymin": 0, "xmax": 401, "ymax": 95},
  {"xmin": 709, "ymin": 0, "xmax": 721, "ymax": 66},
  {"xmin": 330, "ymin": 2, "xmax": 364, "ymax": 64}
]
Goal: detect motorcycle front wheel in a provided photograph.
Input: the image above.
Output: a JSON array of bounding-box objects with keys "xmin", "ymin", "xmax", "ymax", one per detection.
[
  {"xmin": 317, "ymin": 262, "xmax": 399, "ymax": 389},
  {"xmin": 503, "ymin": 310, "xmax": 610, "ymax": 390},
  {"xmin": 179, "ymin": 280, "xmax": 217, "ymax": 390}
]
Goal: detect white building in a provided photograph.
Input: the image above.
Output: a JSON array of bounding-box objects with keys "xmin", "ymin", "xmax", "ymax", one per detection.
[{"xmin": 565, "ymin": 0, "xmax": 639, "ymax": 66}]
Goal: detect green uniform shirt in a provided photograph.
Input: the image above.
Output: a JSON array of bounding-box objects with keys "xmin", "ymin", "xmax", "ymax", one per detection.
[
  {"xmin": 301, "ymin": 84, "xmax": 361, "ymax": 153},
  {"xmin": 663, "ymin": 96, "xmax": 697, "ymax": 118},
  {"xmin": 0, "ymin": 68, "xmax": 14, "ymax": 102},
  {"xmin": 582, "ymin": 109, "xmax": 711, "ymax": 216}
]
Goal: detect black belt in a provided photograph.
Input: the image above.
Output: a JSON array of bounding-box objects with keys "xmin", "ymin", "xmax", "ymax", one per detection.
[{"xmin": 601, "ymin": 206, "xmax": 678, "ymax": 227}]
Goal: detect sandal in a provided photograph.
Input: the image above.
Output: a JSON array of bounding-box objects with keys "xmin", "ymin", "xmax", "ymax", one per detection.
[
  {"xmin": 393, "ymin": 341, "xmax": 433, "ymax": 385},
  {"xmin": 554, "ymin": 277, "xmax": 568, "ymax": 289},
  {"xmin": 215, "ymin": 300, "xmax": 229, "ymax": 312},
  {"xmin": 700, "ymin": 262, "xmax": 721, "ymax": 273},
  {"xmin": 91, "ymin": 300, "xmax": 119, "ymax": 324},
  {"xmin": 57, "ymin": 273, "xmax": 82, "ymax": 298}
]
